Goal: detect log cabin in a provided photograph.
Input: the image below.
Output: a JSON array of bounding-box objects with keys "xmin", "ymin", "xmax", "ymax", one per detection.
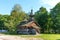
[{"xmin": 16, "ymin": 9, "xmax": 41, "ymax": 35}]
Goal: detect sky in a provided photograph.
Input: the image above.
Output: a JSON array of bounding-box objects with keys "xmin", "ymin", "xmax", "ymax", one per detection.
[{"xmin": 0, "ymin": 0, "xmax": 60, "ymax": 15}]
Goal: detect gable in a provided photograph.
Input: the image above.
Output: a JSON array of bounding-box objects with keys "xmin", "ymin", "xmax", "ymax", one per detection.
[{"xmin": 29, "ymin": 22, "xmax": 38, "ymax": 26}]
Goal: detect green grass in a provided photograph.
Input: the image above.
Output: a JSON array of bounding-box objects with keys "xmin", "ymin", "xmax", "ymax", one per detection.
[
  {"xmin": 1, "ymin": 33, "xmax": 60, "ymax": 40},
  {"xmin": 20, "ymin": 34, "xmax": 60, "ymax": 40},
  {"xmin": 44, "ymin": 34, "xmax": 60, "ymax": 40}
]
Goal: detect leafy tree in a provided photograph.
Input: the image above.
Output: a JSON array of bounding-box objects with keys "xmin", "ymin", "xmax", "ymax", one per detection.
[
  {"xmin": 0, "ymin": 4, "xmax": 28, "ymax": 34},
  {"xmin": 35, "ymin": 7, "xmax": 48, "ymax": 33},
  {"xmin": 6, "ymin": 4, "xmax": 28, "ymax": 33},
  {"xmin": 0, "ymin": 15, "xmax": 9, "ymax": 30},
  {"xmin": 50, "ymin": 2, "xmax": 60, "ymax": 33},
  {"xmin": 11, "ymin": 4, "xmax": 28, "ymax": 25}
]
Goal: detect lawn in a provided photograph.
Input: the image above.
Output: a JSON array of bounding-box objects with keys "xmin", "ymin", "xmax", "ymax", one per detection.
[
  {"xmin": 20, "ymin": 34, "xmax": 60, "ymax": 40},
  {"xmin": 41, "ymin": 34, "xmax": 60, "ymax": 40},
  {"xmin": 0, "ymin": 33, "xmax": 60, "ymax": 40}
]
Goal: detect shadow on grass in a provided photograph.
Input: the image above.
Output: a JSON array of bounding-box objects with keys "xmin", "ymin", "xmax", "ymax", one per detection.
[{"xmin": 0, "ymin": 32, "xmax": 37, "ymax": 35}]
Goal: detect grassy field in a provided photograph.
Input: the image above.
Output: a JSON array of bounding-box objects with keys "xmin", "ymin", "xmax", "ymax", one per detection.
[
  {"xmin": 0, "ymin": 33, "xmax": 60, "ymax": 40},
  {"xmin": 41, "ymin": 34, "xmax": 60, "ymax": 40},
  {"xmin": 20, "ymin": 34, "xmax": 60, "ymax": 40}
]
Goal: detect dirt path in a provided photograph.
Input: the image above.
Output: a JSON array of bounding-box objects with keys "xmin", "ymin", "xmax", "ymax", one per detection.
[{"xmin": 0, "ymin": 34, "xmax": 44, "ymax": 40}]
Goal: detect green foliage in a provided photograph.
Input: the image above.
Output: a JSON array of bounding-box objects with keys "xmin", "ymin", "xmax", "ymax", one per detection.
[
  {"xmin": 9, "ymin": 4, "xmax": 28, "ymax": 33},
  {"xmin": 34, "ymin": 2, "xmax": 60, "ymax": 34},
  {"xmin": 0, "ymin": 4, "xmax": 28, "ymax": 34},
  {"xmin": 35, "ymin": 7, "xmax": 48, "ymax": 33},
  {"xmin": 0, "ymin": 2, "xmax": 60, "ymax": 34},
  {"xmin": 0, "ymin": 15, "xmax": 9, "ymax": 29},
  {"xmin": 50, "ymin": 2, "xmax": 60, "ymax": 33}
]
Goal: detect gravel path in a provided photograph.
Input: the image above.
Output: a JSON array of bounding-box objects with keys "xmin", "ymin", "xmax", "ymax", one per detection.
[{"xmin": 0, "ymin": 34, "xmax": 44, "ymax": 40}]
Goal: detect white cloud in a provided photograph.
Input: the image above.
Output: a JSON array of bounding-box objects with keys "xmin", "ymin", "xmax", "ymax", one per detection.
[
  {"xmin": 39, "ymin": 0, "xmax": 60, "ymax": 11},
  {"xmin": 42, "ymin": 0, "xmax": 60, "ymax": 6}
]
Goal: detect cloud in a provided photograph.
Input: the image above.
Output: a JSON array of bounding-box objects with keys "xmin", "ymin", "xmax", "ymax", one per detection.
[
  {"xmin": 39, "ymin": 0, "xmax": 60, "ymax": 11},
  {"xmin": 42, "ymin": 0, "xmax": 60, "ymax": 6}
]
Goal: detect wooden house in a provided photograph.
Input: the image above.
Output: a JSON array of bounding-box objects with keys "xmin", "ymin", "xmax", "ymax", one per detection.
[{"xmin": 17, "ymin": 9, "xmax": 41, "ymax": 35}]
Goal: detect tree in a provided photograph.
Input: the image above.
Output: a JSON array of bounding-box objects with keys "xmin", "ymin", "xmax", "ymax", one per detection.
[
  {"xmin": 0, "ymin": 15, "xmax": 9, "ymax": 30},
  {"xmin": 35, "ymin": 7, "xmax": 48, "ymax": 33},
  {"xmin": 6, "ymin": 4, "xmax": 28, "ymax": 33},
  {"xmin": 50, "ymin": 2, "xmax": 60, "ymax": 33},
  {"xmin": 12, "ymin": 4, "xmax": 22, "ymax": 12},
  {"xmin": 11, "ymin": 4, "xmax": 28, "ymax": 25}
]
